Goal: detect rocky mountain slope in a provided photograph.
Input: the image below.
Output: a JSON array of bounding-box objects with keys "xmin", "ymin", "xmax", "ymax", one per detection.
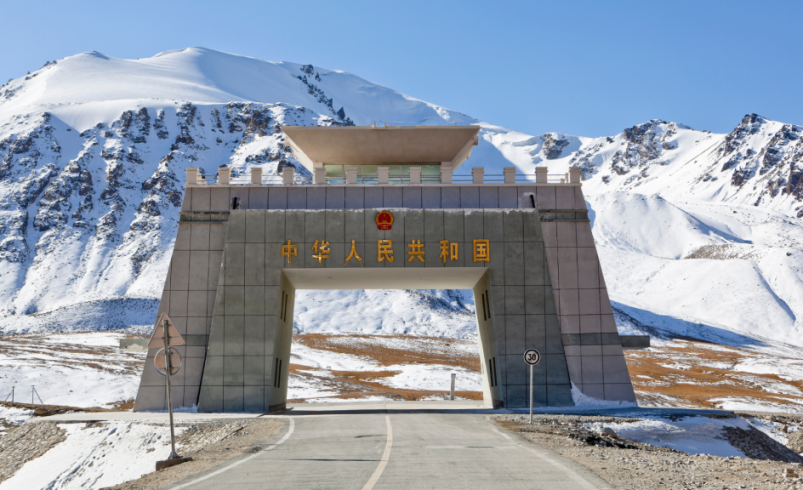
[{"xmin": 0, "ymin": 47, "xmax": 801, "ymax": 350}]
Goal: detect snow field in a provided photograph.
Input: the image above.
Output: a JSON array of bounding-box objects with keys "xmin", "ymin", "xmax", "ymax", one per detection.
[
  {"xmin": 0, "ymin": 421, "xmax": 183, "ymax": 490},
  {"xmin": 0, "ymin": 333, "xmax": 145, "ymax": 408}
]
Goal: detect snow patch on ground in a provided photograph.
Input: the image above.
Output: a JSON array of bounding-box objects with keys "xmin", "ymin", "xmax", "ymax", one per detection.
[
  {"xmin": 0, "ymin": 422, "xmax": 183, "ymax": 490},
  {"xmin": 570, "ymin": 383, "xmax": 637, "ymax": 409},
  {"xmin": 0, "ymin": 406, "xmax": 32, "ymax": 434},
  {"xmin": 584, "ymin": 416, "xmax": 751, "ymax": 458}
]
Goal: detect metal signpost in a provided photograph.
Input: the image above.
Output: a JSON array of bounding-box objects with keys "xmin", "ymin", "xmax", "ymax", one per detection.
[
  {"xmin": 523, "ymin": 349, "xmax": 541, "ymax": 424},
  {"xmin": 148, "ymin": 313, "xmax": 192, "ymax": 470}
]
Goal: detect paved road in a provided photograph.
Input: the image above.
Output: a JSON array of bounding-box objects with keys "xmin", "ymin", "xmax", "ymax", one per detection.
[{"xmin": 168, "ymin": 412, "xmax": 613, "ymax": 490}]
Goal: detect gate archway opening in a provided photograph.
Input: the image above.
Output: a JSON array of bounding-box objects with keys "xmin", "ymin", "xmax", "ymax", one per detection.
[
  {"xmin": 287, "ymin": 288, "xmax": 484, "ymax": 405},
  {"xmin": 280, "ymin": 269, "xmax": 500, "ymax": 407}
]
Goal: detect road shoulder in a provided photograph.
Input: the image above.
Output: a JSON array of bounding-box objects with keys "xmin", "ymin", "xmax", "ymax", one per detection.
[{"xmin": 103, "ymin": 418, "xmax": 284, "ymax": 490}]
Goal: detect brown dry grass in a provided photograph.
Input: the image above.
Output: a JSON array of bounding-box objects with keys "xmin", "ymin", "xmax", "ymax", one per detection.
[
  {"xmin": 625, "ymin": 340, "xmax": 803, "ymax": 410},
  {"xmin": 294, "ymin": 333, "xmax": 481, "ymax": 371},
  {"xmin": 288, "ymin": 334, "xmax": 483, "ymax": 402}
]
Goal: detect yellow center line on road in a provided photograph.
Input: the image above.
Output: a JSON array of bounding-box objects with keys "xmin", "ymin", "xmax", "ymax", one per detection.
[{"xmin": 361, "ymin": 415, "xmax": 393, "ymax": 490}]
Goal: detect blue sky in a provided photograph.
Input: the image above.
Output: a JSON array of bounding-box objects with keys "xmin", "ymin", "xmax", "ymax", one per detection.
[{"xmin": 2, "ymin": 0, "xmax": 801, "ymax": 137}]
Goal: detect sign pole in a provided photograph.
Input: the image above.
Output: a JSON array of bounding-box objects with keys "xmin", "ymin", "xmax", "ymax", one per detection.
[
  {"xmin": 164, "ymin": 319, "xmax": 178, "ymax": 460},
  {"xmin": 523, "ymin": 349, "xmax": 541, "ymax": 425},
  {"xmin": 529, "ymin": 364, "xmax": 533, "ymax": 424},
  {"xmin": 150, "ymin": 313, "xmax": 191, "ymax": 470}
]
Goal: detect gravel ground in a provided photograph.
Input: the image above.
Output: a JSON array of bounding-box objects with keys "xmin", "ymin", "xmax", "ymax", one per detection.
[
  {"xmin": 496, "ymin": 414, "xmax": 803, "ymax": 490},
  {"xmin": 0, "ymin": 422, "xmax": 66, "ymax": 484},
  {"xmin": 103, "ymin": 418, "xmax": 283, "ymax": 490}
]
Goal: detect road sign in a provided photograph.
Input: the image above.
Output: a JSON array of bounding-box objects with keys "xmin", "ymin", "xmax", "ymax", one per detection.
[
  {"xmin": 524, "ymin": 349, "xmax": 541, "ymax": 424},
  {"xmin": 154, "ymin": 347, "xmax": 182, "ymax": 376},
  {"xmin": 148, "ymin": 313, "xmax": 185, "ymax": 348},
  {"xmin": 523, "ymin": 349, "xmax": 541, "ymax": 366},
  {"xmin": 150, "ymin": 313, "xmax": 186, "ymax": 467}
]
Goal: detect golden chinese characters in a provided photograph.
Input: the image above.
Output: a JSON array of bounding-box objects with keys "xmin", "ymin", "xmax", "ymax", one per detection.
[
  {"xmin": 473, "ymin": 239, "xmax": 490, "ymax": 263},
  {"xmin": 377, "ymin": 240, "xmax": 394, "ymax": 262},
  {"xmin": 345, "ymin": 240, "xmax": 362, "ymax": 263},
  {"xmin": 281, "ymin": 238, "xmax": 489, "ymax": 264},
  {"xmin": 439, "ymin": 240, "xmax": 458, "ymax": 263},
  {"xmin": 407, "ymin": 240, "xmax": 425, "ymax": 262},
  {"xmin": 311, "ymin": 240, "xmax": 330, "ymax": 263},
  {"xmin": 281, "ymin": 240, "xmax": 298, "ymax": 263}
]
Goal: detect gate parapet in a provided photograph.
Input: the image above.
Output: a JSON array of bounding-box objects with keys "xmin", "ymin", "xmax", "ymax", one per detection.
[{"xmin": 184, "ymin": 166, "xmax": 583, "ymax": 186}]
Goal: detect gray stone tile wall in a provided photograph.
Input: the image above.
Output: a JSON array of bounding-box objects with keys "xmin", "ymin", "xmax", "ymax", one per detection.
[
  {"xmin": 133, "ymin": 220, "xmax": 226, "ymax": 411},
  {"xmin": 193, "ymin": 207, "xmax": 572, "ymax": 411}
]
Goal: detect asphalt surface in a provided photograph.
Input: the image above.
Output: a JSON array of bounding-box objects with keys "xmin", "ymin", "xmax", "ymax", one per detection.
[{"xmin": 167, "ymin": 412, "xmax": 614, "ymax": 490}]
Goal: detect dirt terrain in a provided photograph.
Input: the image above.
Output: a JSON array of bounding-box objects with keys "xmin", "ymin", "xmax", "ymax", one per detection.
[{"xmin": 497, "ymin": 414, "xmax": 803, "ymax": 490}]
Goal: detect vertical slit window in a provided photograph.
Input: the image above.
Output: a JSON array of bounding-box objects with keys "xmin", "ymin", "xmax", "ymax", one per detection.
[
  {"xmin": 492, "ymin": 357, "xmax": 497, "ymax": 387},
  {"xmin": 481, "ymin": 293, "xmax": 487, "ymax": 321},
  {"xmin": 278, "ymin": 360, "xmax": 282, "ymax": 388},
  {"xmin": 274, "ymin": 358, "xmax": 279, "ymax": 387},
  {"xmin": 487, "ymin": 359, "xmax": 493, "ymax": 387},
  {"xmin": 484, "ymin": 290, "xmax": 491, "ymax": 318}
]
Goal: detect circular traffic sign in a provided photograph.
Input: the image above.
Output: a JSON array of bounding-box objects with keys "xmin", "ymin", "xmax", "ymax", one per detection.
[
  {"xmin": 154, "ymin": 347, "xmax": 181, "ymax": 376},
  {"xmin": 523, "ymin": 349, "xmax": 541, "ymax": 366}
]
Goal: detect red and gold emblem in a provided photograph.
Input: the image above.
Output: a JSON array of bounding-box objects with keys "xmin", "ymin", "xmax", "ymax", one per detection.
[{"xmin": 376, "ymin": 210, "xmax": 394, "ymax": 230}]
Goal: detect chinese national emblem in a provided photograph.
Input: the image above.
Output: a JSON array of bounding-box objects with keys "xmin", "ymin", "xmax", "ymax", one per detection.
[{"xmin": 376, "ymin": 211, "xmax": 394, "ymax": 230}]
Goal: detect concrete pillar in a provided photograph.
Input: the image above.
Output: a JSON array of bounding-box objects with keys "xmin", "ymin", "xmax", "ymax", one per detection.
[
  {"xmin": 270, "ymin": 271, "xmax": 296, "ymax": 411},
  {"xmin": 440, "ymin": 166, "xmax": 453, "ymax": 184},
  {"xmin": 378, "ymin": 167, "xmax": 390, "ymax": 185},
  {"xmin": 313, "ymin": 167, "xmax": 326, "ymax": 185},
  {"xmin": 218, "ymin": 167, "xmax": 231, "ymax": 185},
  {"xmin": 282, "ymin": 167, "xmax": 295, "ymax": 185},
  {"xmin": 472, "ymin": 167, "xmax": 484, "ymax": 184},
  {"xmin": 409, "ymin": 166, "xmax": 422, "ymax": 185},
  {"xmin": 503, "ymin": 167, "xmax": 516, "ymax": 184},
  {"xmin": 568, "ymin": 167, "xmax": 581, "ymax": 183},
  {"xmin": 345, "ymin": 166, "xmax": 358, "ymax": 184},
  {"xmin": 186, "ymin": 168, "xmax": 199, "ymax": 186},
  {"xmin": 250, "ymin": 167, "xmax": 263, "ymax": 185},
  {"xmin": 535, "ymin": 167, "xmax": 548, "ymax": 184},
  {"xmin": 472, "ymin": 270, "xmax": 502, "ymax": 408}
]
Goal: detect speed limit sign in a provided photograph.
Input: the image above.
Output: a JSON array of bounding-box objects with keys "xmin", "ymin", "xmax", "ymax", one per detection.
[
  {"xmin": 523, "ymin": 349, "xmax": 541, "ymax": 366},
  {"xmin": 524, "ymin": 349, "xmax": 541, "ymax": 424}
]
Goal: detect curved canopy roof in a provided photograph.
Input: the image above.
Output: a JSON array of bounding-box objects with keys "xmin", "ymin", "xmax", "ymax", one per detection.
[{"xmin": 282, "ymin": 125, "xmax": 480, "ymax": 171}]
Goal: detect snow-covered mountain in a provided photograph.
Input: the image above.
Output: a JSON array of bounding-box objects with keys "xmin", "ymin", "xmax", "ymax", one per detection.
[{"xmin": 0, "ymin": 47, "xmax": 801, "ymax": 349}]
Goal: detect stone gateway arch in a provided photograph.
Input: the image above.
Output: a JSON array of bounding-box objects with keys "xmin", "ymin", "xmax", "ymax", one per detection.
[{"xmin": 133, "ymin": 125, "xmax": 637, "ymax": 413}]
